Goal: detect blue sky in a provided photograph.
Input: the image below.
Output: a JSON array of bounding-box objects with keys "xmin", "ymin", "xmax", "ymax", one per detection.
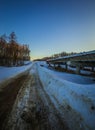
[{"xmin": 0, "ymin": 0, "xmax": 95, "ymax": 59}]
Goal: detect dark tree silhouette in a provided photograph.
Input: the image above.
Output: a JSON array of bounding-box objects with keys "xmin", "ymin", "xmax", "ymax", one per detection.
[{"xmin": 0, "ymin": 32, "xmax": 30, "ymax": 66}]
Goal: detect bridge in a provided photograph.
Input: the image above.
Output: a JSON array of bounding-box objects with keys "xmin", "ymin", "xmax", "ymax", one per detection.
[{"xmin": 47, "ymin": 50, "xmax": 95, "ymax": 74}]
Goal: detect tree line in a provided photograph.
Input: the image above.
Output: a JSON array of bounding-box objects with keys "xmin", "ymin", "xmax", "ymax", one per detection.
[
  {"xmin": 41, "ymin": 51, "xmax": 77, "ymax": 61},
  {"xmin": 0, "ymin": 32, "xmax": 30, "ymax": 66}
]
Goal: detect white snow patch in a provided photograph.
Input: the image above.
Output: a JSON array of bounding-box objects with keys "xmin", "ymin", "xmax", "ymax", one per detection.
[{"xmin": 0, "ymin": 62, "xmax": 32, "ymax": 83}]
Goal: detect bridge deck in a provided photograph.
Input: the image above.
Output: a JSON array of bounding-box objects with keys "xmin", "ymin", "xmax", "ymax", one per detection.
[
  {"xmin": 47, "ymin": 50, "xmax": 95, "ymax": 63},
  {"xmin": 47, "ymin": 50, "xmax": 95, "ymax": 74}
]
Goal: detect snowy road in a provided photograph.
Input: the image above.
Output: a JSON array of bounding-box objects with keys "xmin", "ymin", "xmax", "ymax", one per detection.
[
  {"xmin": 1, "ymin": 63, "xmax": 68, "ymax": 130},
  {"xmin": 0, "ymin": 62, "xmax": 95, "ymax": 130}
]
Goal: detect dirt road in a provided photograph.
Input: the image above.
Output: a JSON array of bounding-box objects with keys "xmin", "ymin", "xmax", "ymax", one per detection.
[
  {"xmin": 0, "ymin": 72, "xmax": 30, "ymax": 129},
  {"xmin": 0, "ymin": 65, "xmax": 68, "ymax": 130}
]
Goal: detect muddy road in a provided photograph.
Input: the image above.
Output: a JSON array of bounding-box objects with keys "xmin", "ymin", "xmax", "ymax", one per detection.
[
  {"xmin": 0, "ymin": 72, "xmax": 30, "ymax": 129},
  {"xmin": 0, "ymin": 66, "xmax": 68, "ymax": 130}
]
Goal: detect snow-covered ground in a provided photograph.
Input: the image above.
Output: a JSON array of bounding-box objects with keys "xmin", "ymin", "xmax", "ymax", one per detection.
[
  {"xmin": 0, "ymin": 61, "xmax": 32, "ymax": 84},
  {"xmin": 39, "ymin": 61, "xmax": 95, "ymax": 84},
  {"xmin": 40, "ymin": 67, "xmax": 95, "ymax": 84},
  {"xmin": 0, "ymin": 61, "xmax": 95, "ymax": 130},
  {"xmin": 37, "ymin": 61, "xmax": 95, "ymax": 130}
]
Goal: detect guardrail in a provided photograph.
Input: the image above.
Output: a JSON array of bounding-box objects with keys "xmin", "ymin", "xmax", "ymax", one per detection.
[{"xmin": 47, "ymin": 50, "xmax": 95, "ymax": 74}]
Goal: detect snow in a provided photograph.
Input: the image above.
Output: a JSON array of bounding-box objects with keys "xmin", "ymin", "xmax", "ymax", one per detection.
[
  {"xmin": 37, "ymin": 62, "xmax": 95, "ymax": 130},
  {"xmin": 0, "ymin": 60, "xmax": 95, "ymax": 129},
  {"xmin": 39, "ymin": 62, "xmax": 95, "ymax": 84},
  {"xmin": 24, "ymin": 61, "xmax": 32, "ymax": 65},
  {"xmin": 67, "ymin": 66, "xmax": 94, "ymax": 75},
  {"xmin": 0, "ymin": 62, "xmax": 32, "ymax": 83}
]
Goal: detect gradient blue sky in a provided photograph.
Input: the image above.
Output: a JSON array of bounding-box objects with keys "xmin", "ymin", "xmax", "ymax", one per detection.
[{"xmin": 0, "ymin": 0, "xmax": 95, "ymax": 59}]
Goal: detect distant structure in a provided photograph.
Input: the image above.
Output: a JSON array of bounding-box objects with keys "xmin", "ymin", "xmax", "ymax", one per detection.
[
  {"xmin": 47, "ymin": 50, "xmax": 95, "ymax": 74},
  {"xmin": 0, "ymin": 32, "xmax": 30, "ymax": 66}
]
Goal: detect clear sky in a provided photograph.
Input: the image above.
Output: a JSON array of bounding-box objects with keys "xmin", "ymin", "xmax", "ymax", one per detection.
[{"xmin": 0, "ymin": 0, "xmax": 95, "ymax": 59}]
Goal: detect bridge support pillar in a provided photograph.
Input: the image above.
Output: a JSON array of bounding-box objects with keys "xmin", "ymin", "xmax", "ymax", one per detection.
[
  {"xmin": 92, "ymin": 67, "xmax": 94, "ymax": 72},
  {"xmin": 65, "ymin": 63, "xmax": 68, "ymax": 70},
  {"xmin": 76, "ymin": 66, "xmax": 80, "ymax": 74},
  {"xmin": 54, "ymin": 63, "xmax": 56, "ymax": 68}
]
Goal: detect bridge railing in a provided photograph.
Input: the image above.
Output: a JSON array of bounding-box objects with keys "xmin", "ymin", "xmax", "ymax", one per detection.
[{"xmin": 47, "ymin": 50, "xmax": 95, "ymax": 74}]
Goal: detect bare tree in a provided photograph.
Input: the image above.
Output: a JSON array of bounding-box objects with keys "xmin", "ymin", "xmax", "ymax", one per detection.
[{"xmin": 0, "ymin": 32, "xmax": 30, "ymax": 66}]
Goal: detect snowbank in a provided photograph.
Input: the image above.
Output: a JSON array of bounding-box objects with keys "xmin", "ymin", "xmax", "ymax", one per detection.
[
  {"xmin": 0, "ymin": 62, "xmax": 33, "ymax": 86},
  {"xmin": 37, "ymin": 64, "xmax": 95, "ymax": 130}
]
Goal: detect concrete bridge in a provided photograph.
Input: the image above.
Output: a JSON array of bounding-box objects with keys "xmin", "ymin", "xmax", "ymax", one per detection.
[{"xmin": 47, "ymin": 50, "xmax": 95, "ymax": 74}]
